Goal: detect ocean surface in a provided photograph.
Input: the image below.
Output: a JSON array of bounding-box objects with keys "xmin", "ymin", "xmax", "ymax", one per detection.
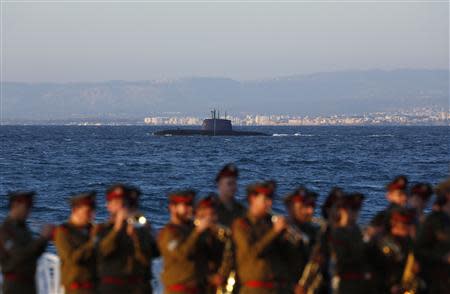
[
  {"xmin": 1, "ymin": 125, "xmax": 449, "ymax": 227},
  {"xmin": 0, "ymin": 125, "xmax": 449, "ymax": 290}
]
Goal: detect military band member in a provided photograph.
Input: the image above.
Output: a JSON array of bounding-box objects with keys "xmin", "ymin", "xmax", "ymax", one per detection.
[
  {"xmin": 0, "ymin": 191, "xmax": 53, "ymax": 294},
  {"xmin": 328, "ymin": 193, "xmax": 370, "ymax": 294},
  {"xmin": 232, "ymin": 181, "xmax": 289, "ymax": 294},
  {"xmin": 215, "ymin": 164, "xmax": 246, "ymax": 227},
  {"xmin": 158, "ymin": 189, "xmax": 212, "ymax": 294},
  {"xmin": 408, "ymin": 182, "xmax": 433, "ymax": 224},
  {"xmin": 415, "ymin": 178, "xmax": 450, "ymax": 294},
  {"xmin": 194, "ymin": 195, "xmax": 232, "ymax": 293},
  {"xmin": 368, "ymin": 208, "xmax": 417, "ymax": 294},
  {"xmin": 96, "ymin": 184, "xmax": 156, "ymax": 294},
  {"xmin": 283, "ymin": 187, "xmax": 319, "ymax": 287},
  {"xmin": 369, "ymin": 175, "xmax": 409, "ymax": 236},
  {"xmin": 126, "ymin": 185, "xmax": 160, "ymax": 293},
  {"xmin": 54, "ymin": 191, "xmax": 97, "ymax": 294}
]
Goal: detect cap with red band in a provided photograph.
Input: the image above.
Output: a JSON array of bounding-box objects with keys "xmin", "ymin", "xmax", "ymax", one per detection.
[
  {"xmin": 247, "ymin": 181, "xmax": 276, "ymax": 200},
  {"xmin": 168, "ymin": 189, "xmax": 196, "ymax": 205},
  {"xmin": 284, "ymin": 187, "xmax": 317, "ymax": 207},
  {"xmin": 195, "ymin": 194, "xmax": 217, "ymax": 210},
  {"xmin": 386, "ymin": 175, "xmax": 408, "ymax": 192}
]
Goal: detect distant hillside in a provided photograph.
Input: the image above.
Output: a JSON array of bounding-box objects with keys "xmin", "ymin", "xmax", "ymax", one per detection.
[{"xmin": 1, "ymin": 69, "xmax": 448, "ymax": 120}]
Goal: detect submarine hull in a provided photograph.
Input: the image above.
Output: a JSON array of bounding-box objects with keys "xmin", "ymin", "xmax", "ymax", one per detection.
[{"xmin": 154, "ymin": 129, "xmax": 269, "ymax": 136}]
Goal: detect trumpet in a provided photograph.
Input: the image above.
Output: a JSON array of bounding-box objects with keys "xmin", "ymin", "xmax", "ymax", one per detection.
[
  {"xmin": 270, "ymin": 212, "xmax": 306, "ymax": 245},
  {"xmin": 400, "ymin": 252, "xmax": 423, "ymax": 294},
  {"xmin": 127, "ymin": 213, "xmax": 148, "ymax": 228},
  {"xmin": 297, "ymin": 217, "xmax": 328, "ymax": 294},
  {"xmin": 194, "ymin": 218, "xmax": 231, "ymax": 242}
]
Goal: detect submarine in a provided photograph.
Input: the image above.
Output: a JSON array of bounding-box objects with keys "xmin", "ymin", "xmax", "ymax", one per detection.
[{"xmin": 154, "ymin": 110, "xmax": 268, "ymax": 136}]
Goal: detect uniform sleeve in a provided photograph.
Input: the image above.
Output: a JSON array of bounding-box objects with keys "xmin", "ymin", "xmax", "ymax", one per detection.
[
  {"xmin": 330, "ymin": 227, "xmax": 365, "ymax": 268},
  {"xmin": 54, "ymin": 226, "xmax": 95, "ymax": 264},
  {"xmin": 415, "ymin": 217, "xmax": 443, "ymax": 264},
  {"xmin": 132, "ymin": 227, "xmax": 157, "ymax": 266},
  {"xmin": 0, "ymin": 228, "xmax": 47, "ymax": 270},
  {"xmin": 97, "ymin": 227, "xmax": 121, "ymax": 257},
  {"xmin": 158, "ymin": 226, "xmax": 202, "ymax": 261},
  {"xmin": 232, "ymin": 220, "xmax": 280, "ymax": 258}
]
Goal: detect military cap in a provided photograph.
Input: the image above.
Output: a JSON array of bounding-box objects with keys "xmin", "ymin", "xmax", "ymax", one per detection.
[
  {"xmin": 69, "ymin": 191, "xmax": 96, "ymax": 209},
  {"xmin": 410, "ymin": 182, "xmax": 433, "ymax": 201},
  {"xmin": 105, "ymin": 183, "xmax": 129, "ymax": 202},
  {"xmin": 246, "ymin": 181, "xmax": 276, "ymax": 199},
  {"xmin": 215, "ymin": 163, "xmax": 239, "ymax": 182},
  {"xmin": 390, "ymin": 208, "xmax": 416, "ymax": 225},
  {"xmin": 322, "ymin": 187, "xmax": 344, "ymax": 219},
  {"xmin": 195, "ymin": 194, "xmax": 218, "ymax": 210},
  {"xmin": 284, "ymin": 187, "xmax": 318, "ymax": 207},
  {"xmin": 8, "ymin": 191, "xmax": 35, "ymax": 207},
  {"xmin": 168, "ymin": 189, "xmax": 196, "ymax": 205},
  {"xmin": 435, "ymin": 178, "xmax": 450, "ymax": 197},
  {"xmin": 386, "ymin": 175, "xmax": 408, "ymax": 192},
  {"xmin": 335, "ymin": 192, "xmax": 365, "ymax": 211}
]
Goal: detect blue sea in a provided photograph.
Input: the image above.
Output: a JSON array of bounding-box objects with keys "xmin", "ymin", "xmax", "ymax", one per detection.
[
  {"xmin": 1, "ymin": 125, "xmax": 449, "ymax": 227},
  {"xmin": 1, "ymin": 125, "xmax": 448, "ymax": 291}
]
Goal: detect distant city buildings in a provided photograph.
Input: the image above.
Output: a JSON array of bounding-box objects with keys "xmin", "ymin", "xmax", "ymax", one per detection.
[{"xmin": 143, "ymin": 107, "xmax": 449, "ymax": 126}]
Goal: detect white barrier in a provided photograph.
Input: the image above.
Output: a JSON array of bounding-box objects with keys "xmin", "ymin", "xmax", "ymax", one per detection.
[
  {"xmin": 36, "ymin": 253, "xmax": 64, "ymax": 294},
  {"xmin": 1, "ymin": 253, "xmax": 163, "ymax": 294}
]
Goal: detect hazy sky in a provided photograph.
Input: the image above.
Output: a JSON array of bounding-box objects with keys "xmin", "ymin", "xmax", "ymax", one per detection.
[{"xmin": 2, "ymin": 1, "xmax": 449, "ymax": 82}]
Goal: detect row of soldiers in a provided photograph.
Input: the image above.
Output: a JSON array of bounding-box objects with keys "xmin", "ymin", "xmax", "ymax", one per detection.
[{"xmin": 0, "ymin": 164, "xmax": 449, "ymax": 294}]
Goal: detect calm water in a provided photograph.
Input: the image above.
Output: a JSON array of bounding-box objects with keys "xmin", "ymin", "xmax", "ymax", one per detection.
[
  {"xmin": 1, "ymin": 125, "xmax": 448, "ymax": 228},
  {"xmin": 1, "ymin": 125, "xmax": 448, "ymax": 291}
]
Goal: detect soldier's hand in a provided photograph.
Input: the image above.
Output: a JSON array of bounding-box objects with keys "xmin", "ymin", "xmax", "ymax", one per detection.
[
  {"xmin": 195, "ymin": 216, "xmax": 212, "ymax": 233},
  {"xmin": 294, "ymin": 285, "xmax": 306, "ymax": 294},
  {"xmin": 208, "ymin": 274, "xmax": 224, "ymax": 287},
  {"xmin": 444, "ymin": 252, "xmax": 450, "ymax": 264},
  {"xmin": 40, "ymin": 224, "xmax": 55, "ymax": 240},
  {"xmin": 114, "ymin": 209, "xmax": 128, "ymax": 231},
  {"xmin": 126, "ymin": 223, "xmax": 136, "ymax": 237},
  {"xmin": 273, "ymin": 216, "xmax": 287, "ymax": 234}
]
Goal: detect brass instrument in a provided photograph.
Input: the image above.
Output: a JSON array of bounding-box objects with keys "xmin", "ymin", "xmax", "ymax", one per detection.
[
  {"xmin": 297, "ymin": 218, "xmax": 328, "ymax": 294},
  {"xmin": 270, "ymin": 212, "xmax": 306, "ymax": 245},
  {"xmin": 400, "ymin": 252, "xmax": 423, "ymax": 294},
  {"xmin": 127, "ymin": 213, "xmax": 147, "ymax": 228},
  {"xmin": 193, "ymin": 218, "xmax": 237, "ymax": 293}
]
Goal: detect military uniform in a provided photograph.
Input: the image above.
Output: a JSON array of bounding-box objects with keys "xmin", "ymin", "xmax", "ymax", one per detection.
[
  {"xmin": 54, "ymin": 192, "xmax": 97, "ymax": 294},
  {"xmin": 159, "ymin": 222, "xmax": 203, "ymax": 293},
  {"xmin": 216, "ymin": 200, "xmax": 246, "ymax": 228},
  {"xmin": 54, "ymin": 222, "xmax": 96, "ymax": 294},
  {"xmin": 232, "ymin": 182, "xmax": 289, "ymax": 294},
  {"xmin": 215, "ymin": 163, "xmax": 247, "ymax": 227},
  {"xmin": 0, "ymin": 192, "xmax": 48, "ymax": 294},
  {"xmin": 327, "ymin": 193, "xmax": 370, "ymax": 294},
  {"xmin": 283, "ymin": 188, "xmax": 320, "ymax": 288},
  {"xmin": 158, "ymin": 190, "xmax": 203, "ymax": 294},
  {"xmin": 415, "ymin": 210, "xmax": 450, "ymax": 292},
  {"xmin": 370, "ymin": 176, "xmax": 408, "ymax": 233},
  {"xmin": 96, "ymin": 185, "xmax": 156, "ymax": 294},
  {"xmin": 367, "ymin": 209, "xmax": 415, "ymax": 294},
  {"xmin": 126, "ymin": 185, "xmax": 161, "ymax": 293}
]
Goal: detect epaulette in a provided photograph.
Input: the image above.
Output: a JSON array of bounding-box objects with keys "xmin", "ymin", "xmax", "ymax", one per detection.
[
  {"xmin": 233, "ymin": 218, "xmax": 250, "ymax": 230},
  {"xmin": 56, "ymin": 224, "xmax": 70, "ymax": 235},
  {"xmin": 157, "ymin": 224, "xmax": 178, "ymax": 241}
]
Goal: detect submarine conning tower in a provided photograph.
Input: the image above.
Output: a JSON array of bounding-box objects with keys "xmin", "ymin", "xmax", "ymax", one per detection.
[{"xmin": 202, "ymin": 109, "xmax": 233, "ymax": 132}]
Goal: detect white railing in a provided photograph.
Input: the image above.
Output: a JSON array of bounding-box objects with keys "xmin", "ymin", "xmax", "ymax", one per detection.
[{"xmin": 1, "ymin": 254, "xmax": 163, "ymax": 294}]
